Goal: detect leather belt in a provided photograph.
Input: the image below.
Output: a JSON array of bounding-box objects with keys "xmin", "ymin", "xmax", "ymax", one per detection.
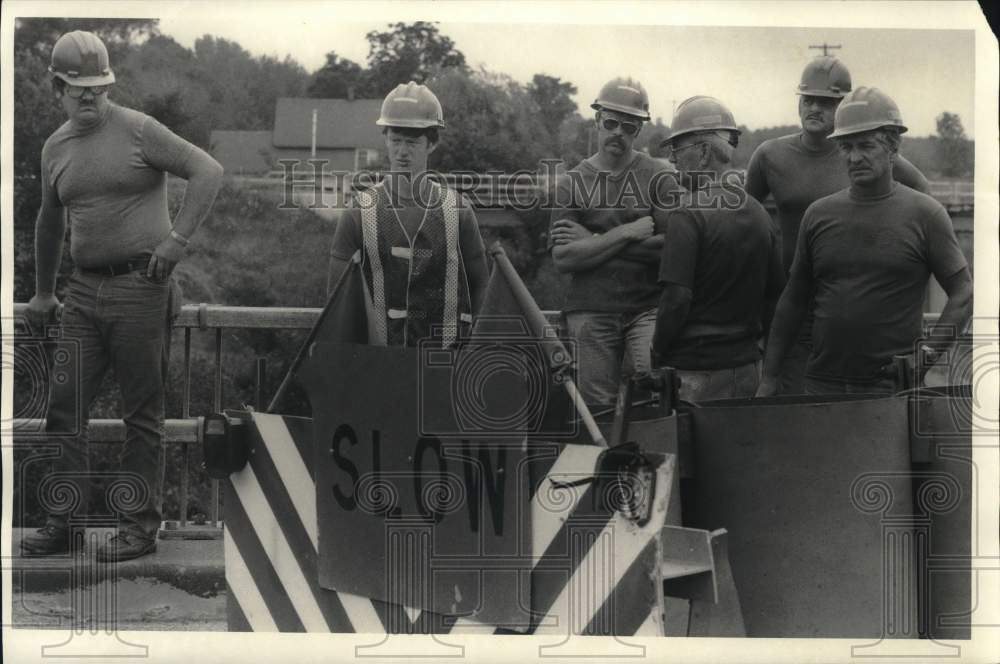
[{"xmin": 79, "ymin": 256, "xmax": 151, "ymax": 277}]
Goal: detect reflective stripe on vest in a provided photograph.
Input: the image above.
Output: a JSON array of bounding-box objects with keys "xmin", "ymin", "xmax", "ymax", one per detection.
[
  {"xmin": 441, "ymin": 187, "xmax": 460, "ymax": 347},
  {"xmin": 358, "ymin": 184, "xmax": 468, "ymax": 347},
  {"xmin": 358, "ymin": 189, "xmax": 389, "ymax": 345}
]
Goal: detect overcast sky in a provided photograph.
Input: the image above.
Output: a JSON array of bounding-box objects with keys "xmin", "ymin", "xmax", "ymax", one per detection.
[{"xmin": 156, "ymin": 9, "xmax": 976, "ymax": 138}]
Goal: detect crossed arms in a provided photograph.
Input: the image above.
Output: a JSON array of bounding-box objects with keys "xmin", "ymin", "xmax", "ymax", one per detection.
[{"xmin": 550, "ymin": 216, "xmax": 662, "ymax": 272}]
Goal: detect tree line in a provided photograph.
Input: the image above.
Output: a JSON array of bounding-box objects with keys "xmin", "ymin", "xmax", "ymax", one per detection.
[{"xmin": 13, "ymin": 17, "xmax": 974, "ymax": 237}]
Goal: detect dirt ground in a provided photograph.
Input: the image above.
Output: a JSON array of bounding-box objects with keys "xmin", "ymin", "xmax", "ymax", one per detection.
[{"xmin": 12, "ymin": 578, "xmax": 226, "ymax": 632}]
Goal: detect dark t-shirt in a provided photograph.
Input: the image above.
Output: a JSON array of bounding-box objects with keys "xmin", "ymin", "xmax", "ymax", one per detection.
[
  {"xmin": 549, "ymin": 152, "xmax": 683, "ymax": 313},
  {"xmin": 746, "ymin": 132, "xmax": 930, "ymax": 272},
  {"xmin": 657, "ymin": 183, "xmax": 784, "ymax": 369},
  {"xmin": 790, "ymin": 184, "xmax": 968, "ymax": 382}
]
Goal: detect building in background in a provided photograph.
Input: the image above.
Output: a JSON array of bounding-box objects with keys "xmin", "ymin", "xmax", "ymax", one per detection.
[{"xmin": 209, "ymin": 97, "xmax": 384, "ymax": 175}]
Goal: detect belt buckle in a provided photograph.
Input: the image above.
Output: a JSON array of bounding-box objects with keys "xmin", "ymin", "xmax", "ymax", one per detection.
[{"xmin": 115, "ymin": 259, "xmax": 140, "ymax": 277}]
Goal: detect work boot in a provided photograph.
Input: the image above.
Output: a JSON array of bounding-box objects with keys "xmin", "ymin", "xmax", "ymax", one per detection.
[
  {"xmin": 95, "ymin": 527, "xmax": 156, "ymax": 563},
  {"xmin": 20, "ymin": 524, "xmax": 70, "ymax": 556}
]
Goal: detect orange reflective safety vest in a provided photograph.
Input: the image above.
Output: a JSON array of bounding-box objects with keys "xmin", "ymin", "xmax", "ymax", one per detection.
[{"xmin": 357, "ymin": 183, "xmax": 473, "ymax": 348}]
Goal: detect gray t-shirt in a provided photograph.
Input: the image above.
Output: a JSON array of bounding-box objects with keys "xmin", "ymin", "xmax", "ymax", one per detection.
[
  {"xmin": 42, "ymin": 103, "xmax": 194, "ymax": 267},
  {"xmin": 791, "ymin": 184, "xmax": 968, "ymax": 382},
  {"xmin": 548, "ymin": 152, "xmax": 683, "ymax": 313}
]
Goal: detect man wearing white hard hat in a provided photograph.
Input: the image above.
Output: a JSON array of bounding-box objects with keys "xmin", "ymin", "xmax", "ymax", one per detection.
[
  {"xmin": 22, "ymin": 31, "xmax": 223, "ymax": 561},
  {"xmin": 653, "ymin": 97, "xmax": 784, "ymax": 400},
  {"xmin": 757, "ymin": 87, "xmax": 971, "ymax": 396},
  {"xmin": 326, "ymin": 81, "xmax": 488, "ymax": 347},
  {"xmin": 548, "ymin": 77, "xmax": 683, "ymax": 408},
  {"xmin": 745, "ymin": 57, "xmax": 930, "ymax": 394}
]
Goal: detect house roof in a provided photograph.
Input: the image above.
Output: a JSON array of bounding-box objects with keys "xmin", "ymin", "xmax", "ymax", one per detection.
[
  {"xmin": 208, "ymin": 130, "xmax": 275, "ymax": 175},
  {"xmin": 272, "ymin": 97, "xmax": 384, "ymax": 149}
]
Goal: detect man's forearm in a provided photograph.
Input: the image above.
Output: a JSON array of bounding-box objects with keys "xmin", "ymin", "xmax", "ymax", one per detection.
[
  {"xmin": 761, "ymin": 295, "xmax": 779, "ymax": 341},
  {"xmin": 761, "ymin": 285, "xmax": 809, "ymax": 377},
  {"xmin": 926, "ymin": 271, "xmax": 973, "ymax": 353},
  {"xmin": 35, "ymin": 207, "xmax": 66, "ymax": 296},
  {"xmin": 619, "ymin": 235, "xmax": 663, "ymax": 264},
  {"xmin": 170, "ymin": 161, "xmax": 224, "ymax": 240},
  {"xmin": 652, "ymin": 286, "xmax": 691, "ymax": 361},
  {"xmin": 552, "ymin": 227, "xmax": 632, "ymax": 272}
]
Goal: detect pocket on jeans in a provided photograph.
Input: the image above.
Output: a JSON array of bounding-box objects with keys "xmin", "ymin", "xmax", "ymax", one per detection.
[
  {"xmin": 133, "ymin": 270, "xmax": 168, "ymax": 287},
  {"xmin": 167, "ymin": 278, "xmax": 182, "ymax": 321}
]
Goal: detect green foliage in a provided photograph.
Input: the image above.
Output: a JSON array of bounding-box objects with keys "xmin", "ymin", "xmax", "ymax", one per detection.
[
  {"xmin": 308, "ymin": 51, "xmax": 368, "ymax": 98},
  {"xmin": 365, "ymin": 21, "xmax": 467, "ymax": 93},
  {"xmin": 13, "ymin": 17, "xmax": 157, "ymax": 59},
  {"xmin": 557, "ymin": 115, "xmax": 593, "ymax": 169},
  {"xmin": 119, "ymin": 34, "xmax": 310, "ymax": 146},
  {"xmin": 308, "ymin": 22, "xmax": 467, "ymax": 99},
  {"xmin": 934, "ymin": 112, "xmax": 974, "ymax": 177},
  {"xmin": 528, "ymin": 74, "xmax": 579, "ymax": 152},
  {"xmin": 634, "ymin": 118, "xmax": 671, "ymax": 158},
  {"xmin": 428, "ymin": 67, "xmax": 554, "ymax": 173}
]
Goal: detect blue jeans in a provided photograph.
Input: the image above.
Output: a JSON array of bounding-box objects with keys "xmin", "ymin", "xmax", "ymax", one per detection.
[
  {"xmin": 44, "ymin": 269, "xmax": 177, "ymax": 537},
  {"xmin": 565, "ymin": 309, "xmax": 657, "ymax": 408},
  {"xmin": 676, "ymin": 360, "xmax": 762, "ymax": 403}
]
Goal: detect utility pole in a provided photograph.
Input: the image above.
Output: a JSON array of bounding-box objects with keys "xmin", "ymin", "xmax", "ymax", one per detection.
[
  {"xmin": 809, "ymin": 42, "xmax": 842, "ymax": 57},
  {"xmin": 310, "ymin": 108, "xmax": 318, "ymax": 159}
]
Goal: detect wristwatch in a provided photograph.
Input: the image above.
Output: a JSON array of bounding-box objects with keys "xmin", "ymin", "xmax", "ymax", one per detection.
[
  {"xmin": 170, "ymin": 230, "xmax": 190, "ymax": 247},
  {"xmin": 920, "ymin": 344, "xmax": 940, "ymax": 365}
]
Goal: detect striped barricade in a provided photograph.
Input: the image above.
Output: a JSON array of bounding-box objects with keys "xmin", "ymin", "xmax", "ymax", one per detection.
[{"xmin": 224, "ymin": 411, "xmax": 681, "ymax": 636}]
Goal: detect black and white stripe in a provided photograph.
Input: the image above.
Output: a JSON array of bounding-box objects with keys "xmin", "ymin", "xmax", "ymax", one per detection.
[{"xmin": 225, "ymin": 413, "xmax": 672, "ymax": 635}]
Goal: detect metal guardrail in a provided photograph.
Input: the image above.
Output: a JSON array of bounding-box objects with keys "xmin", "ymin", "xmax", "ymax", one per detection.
[
  {"xmin": 927, "ymin": 180, "xmax": 975, "ymax": 208},
  {"xmin": 14, "ymin": 418, "xmax": 201, "ymax": 443},
  {"xmin": 9, "ymin": 302, "xmax": 946, "ymax": 528}
]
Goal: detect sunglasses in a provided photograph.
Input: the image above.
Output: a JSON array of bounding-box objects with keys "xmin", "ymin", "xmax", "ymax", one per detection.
[
  {"xmin": 65, "ymin": 84, "xmax": 109, "ymax": 99},
  {"xmin": 600, "ymin": 117, "xmax": 642, "ymax": 136}
]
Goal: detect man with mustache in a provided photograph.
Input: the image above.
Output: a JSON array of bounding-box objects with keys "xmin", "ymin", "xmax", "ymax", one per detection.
[
  {"xmin": 549, "ymin": 77, "xmax": 682, "ymax": 408},
  {"xmin": 22, "ymin": 31, "xmax": 223, "ymax": 560},
  {"xmin": 325, "ymin": 82, "xmax": 488, "ymax": 347},
  {"xmin": 756, "ymin": 88, "xmax": 971, "ymax": 397},
  {"xmin": 653, "ymin": 97, "xmax": 784, "ymax": 400},
  {"xmin": 745, "ymin": 57, "xmax": 930, "ymax": 394}
]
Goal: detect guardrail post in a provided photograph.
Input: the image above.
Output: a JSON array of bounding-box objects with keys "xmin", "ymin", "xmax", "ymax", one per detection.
[
  {"xmin": 254, "ymin": 357, "xmax": 267, "ymax": 411},
  {"xmin": 180, "ymin": 328, "xmax": 192, "ymax": 528},
  {"xmin": 212, "ymin": 328, "xmax": 223, "ymax": 525}
]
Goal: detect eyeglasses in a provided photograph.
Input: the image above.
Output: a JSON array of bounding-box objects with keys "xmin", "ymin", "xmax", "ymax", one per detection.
[
  {"xmin": 600, "ymin": 117, "xmax": 642, "ymax": 136},
  {"xmin": 664, "ymin": 141, "xmax": 707, "ymax": 163},
  {"xmin": 664, "ymin": 132, "xmax": 739, "ymax": 162},
  {"xmin": 65, "ymin": 84, "xmax": 109, "ymax": 99}
]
